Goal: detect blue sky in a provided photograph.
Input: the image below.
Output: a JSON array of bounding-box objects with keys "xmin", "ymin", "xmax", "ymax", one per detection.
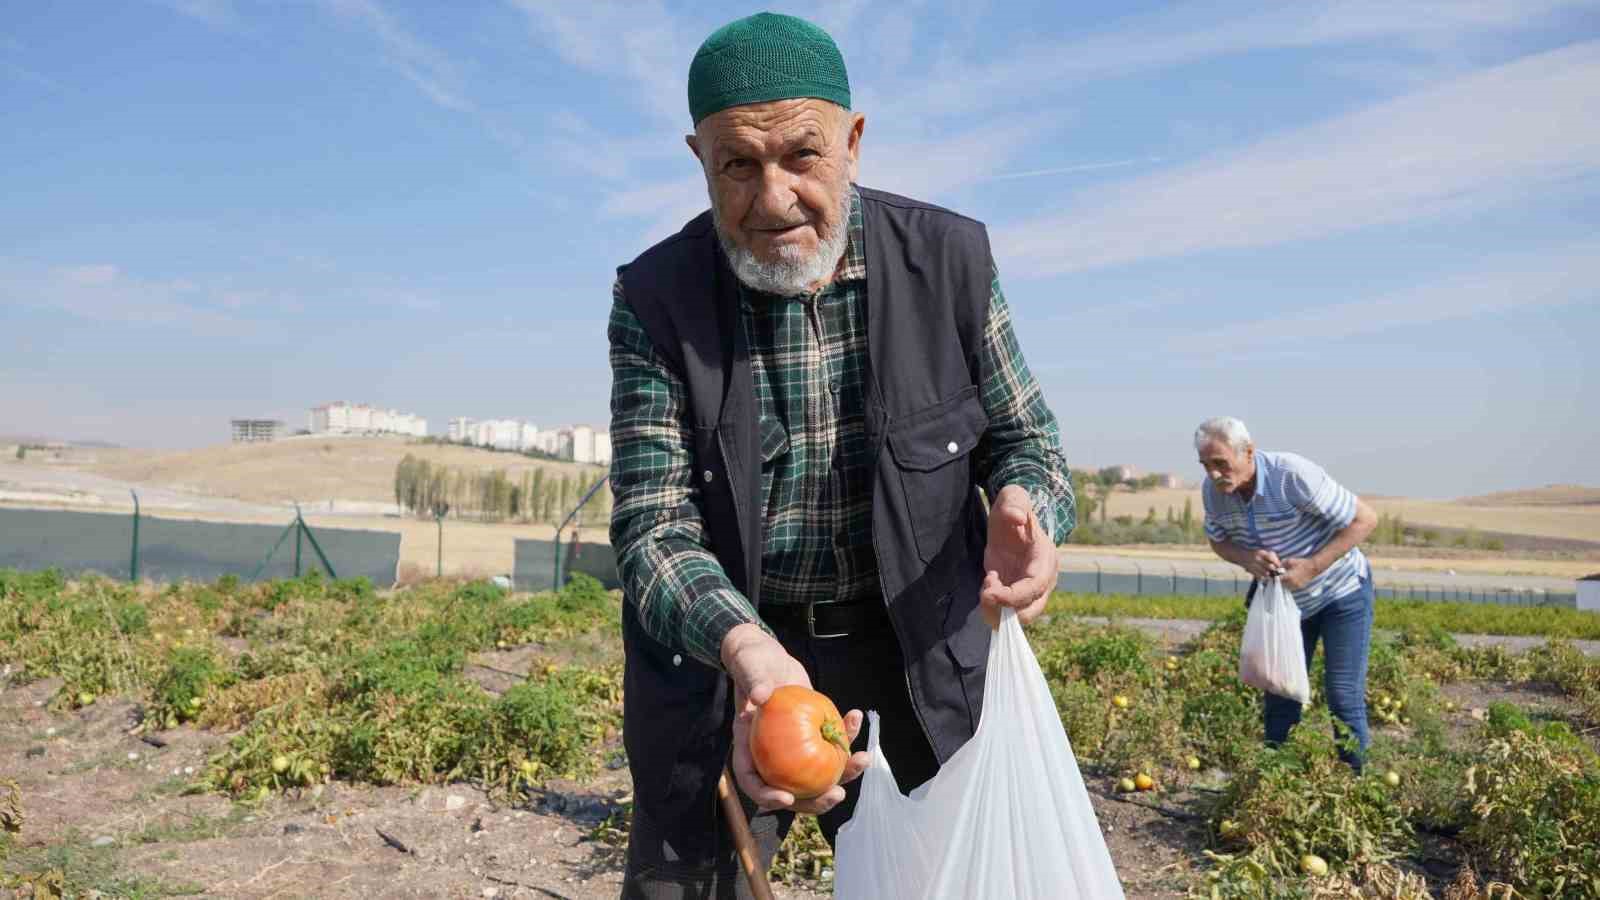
[{"xmin": 2, "ymin": 1, "xmax": 1597, "ymax": 498}]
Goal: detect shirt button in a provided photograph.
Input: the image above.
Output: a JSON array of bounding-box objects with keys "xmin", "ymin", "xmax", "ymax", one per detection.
[
  {"xmin": 672, "ymin": 654, "xmax": 682, "ymax": 666},
  {"xmin": 946, "ymin": 440, "xmax": 959, "ymax": 454},
  {"xmin": 828, "ymin": 379, "xmax": 840, "ymax": 393},
  {"xmin": 702, "ymin": 470, "xmax": 714, "ymax": 483}
]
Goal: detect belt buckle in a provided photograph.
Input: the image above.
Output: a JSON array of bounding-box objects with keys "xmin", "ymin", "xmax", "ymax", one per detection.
[{"xmin": 807, "ymin": 602, "xmax": 849, "ymax": 640}]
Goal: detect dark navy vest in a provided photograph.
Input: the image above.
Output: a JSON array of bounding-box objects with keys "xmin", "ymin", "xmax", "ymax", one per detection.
[{"xmin": 616, "ymin": 186, "xmax": 995, "ymax": 843}]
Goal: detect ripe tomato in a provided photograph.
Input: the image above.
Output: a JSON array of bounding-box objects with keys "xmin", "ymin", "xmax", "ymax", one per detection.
[{"xmin": 750, "ymin": 685, "xmax": 850, "ymax": 799}]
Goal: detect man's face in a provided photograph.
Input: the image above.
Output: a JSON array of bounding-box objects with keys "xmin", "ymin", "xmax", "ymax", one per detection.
[
  {"xmin": 687, "ymin": 98, "xmax": 864, "ymax": 294},
  {"xmin": 1198, "ymin": 439, "xmax": 1255, "ymax": 495}
]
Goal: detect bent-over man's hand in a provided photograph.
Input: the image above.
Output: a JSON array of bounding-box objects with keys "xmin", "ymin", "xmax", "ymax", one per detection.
[
  {"xmin": 1244, "ymin": 548, "xmax": 1285, "ymax": 581},
  {"xmin": 1279, "ymin": 557, "xmax": 1318, "ymax": 592},
  {"xmin": 981, "ymin": 484, "xmax": 1059, "ymax": 628},
  {"xmin": 720, "ymin": 624, "xmax": 870, "ymax": 814}
]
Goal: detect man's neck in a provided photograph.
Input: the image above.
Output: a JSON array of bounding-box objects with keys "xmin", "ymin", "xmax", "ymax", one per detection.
[{"xmin": 1238, "ymin": 471, "xmax": 1258, "ymax": 502}]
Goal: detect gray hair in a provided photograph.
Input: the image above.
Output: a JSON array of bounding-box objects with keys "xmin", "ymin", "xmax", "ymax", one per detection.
[{"xmin": 1194, "ymin": 417, "xmax": 1252, "ymax": 453}]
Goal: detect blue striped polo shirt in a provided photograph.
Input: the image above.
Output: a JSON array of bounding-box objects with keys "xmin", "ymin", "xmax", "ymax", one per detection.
[{"xmin": 1202, "ymin": 450, "xmax": 1368, "ymax": 616}]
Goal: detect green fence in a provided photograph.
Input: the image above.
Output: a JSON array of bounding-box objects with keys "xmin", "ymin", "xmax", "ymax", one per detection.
[
  {"xmin": 0, "ymin": 506, "xmax": 401, "ymax": 586},
  {"xmin": 511, "ymin": 535, "xmax": 619, "ymax": 593}
]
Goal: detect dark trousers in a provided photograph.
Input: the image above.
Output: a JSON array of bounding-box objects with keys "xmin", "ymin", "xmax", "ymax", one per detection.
[
  {"xmin": 1262, "ymin": 570, "xmax": 1375, "ymax": 770},
  {"xmin": 621, "ymin": 608, "xmax": 940, "ymax": 899}
]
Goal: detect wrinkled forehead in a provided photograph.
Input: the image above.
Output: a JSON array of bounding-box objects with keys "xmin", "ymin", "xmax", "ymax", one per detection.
[
  {"xmin": 698, "ymin": 99, "xmax": 846, "ymax": 155},
  {"xmin": 1198, "ymin": 439, "xmax": 1240, "ymax": 461}
]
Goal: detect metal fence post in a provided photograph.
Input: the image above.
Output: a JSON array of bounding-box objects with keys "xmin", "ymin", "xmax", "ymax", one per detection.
[
  {"xmin": 294, "ymin": 516, "xmax": 303, "ymax": 577},
  {"xmin": 553, "ymin": 527, "xmax": 566, "ymax": 589},
  {"xmin": 1135, "ymin": 562, "xmax": 1143, "ymax": 595},
  {"xmin": 1201, "ymin": 568, "xmax": 1209, "ymax": 595},
  {"xmin": 1094, "ymin": 561, "xmax": 1102, "ymax": 594},
  {"xmin": 295, "ymin": 508, "xmax": 337, "ymax": 579},
  {"xmin": 1170, "ymin": 564, "xmax": 1178, "ymax": 594},
  {"xmin": 435, "ymin": 512, "xmax": 444, "ymax": 578},
  {"xmin": 129, "ymin": 489, "xmax": 140, "ymax": 583}
]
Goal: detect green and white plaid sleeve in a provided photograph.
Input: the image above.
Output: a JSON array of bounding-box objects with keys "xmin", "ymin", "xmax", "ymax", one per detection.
[
  {"xmin": 607, "ymin": 280, "xmax": 761, "ymax": 668},
  {"xmin": 975, "ymin": 271, "xmax": 1077, "ymax": 543}
]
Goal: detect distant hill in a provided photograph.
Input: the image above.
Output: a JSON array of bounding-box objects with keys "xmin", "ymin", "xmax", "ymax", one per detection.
[
  {"xmin": 80, "ymin": 435, "xmax": 602, "ymax": 507},
  {"xmin": 1456, "ymin": 484, "xmax": 1600, "ymax": 507},
  {"xmin": 0, "ymin": 434, "xmax": 122, "ymax": 449}
]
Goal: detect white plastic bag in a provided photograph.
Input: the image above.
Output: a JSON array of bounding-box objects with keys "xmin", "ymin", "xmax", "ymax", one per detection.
[
  {"xmin": 834, "ymin": 609, "xmax": 1124, "ymax": 899},
  {"xmin": 1238, "ymin": 577, "xmax": 1310, "ymax": 704}
]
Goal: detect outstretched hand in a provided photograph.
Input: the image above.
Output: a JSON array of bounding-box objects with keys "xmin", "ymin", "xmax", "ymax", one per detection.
[
  {"xmin": 980, "ymin": 485, "xmax": 1058, "ymax": 628},
  {"xmin": 721, "ymin": 624, "xmax": 870, "ymax": 814}
]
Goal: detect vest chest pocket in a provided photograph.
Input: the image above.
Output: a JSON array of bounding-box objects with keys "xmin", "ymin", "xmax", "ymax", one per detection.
[{"xmin": 886, "ymin": 386, "xmax": 988, "ymax": 564}]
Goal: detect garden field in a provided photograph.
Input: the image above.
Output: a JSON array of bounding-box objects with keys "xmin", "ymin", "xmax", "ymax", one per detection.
[{"xmin": 3, "ymin": 570, "xmax": 1598, "ymax": 898}]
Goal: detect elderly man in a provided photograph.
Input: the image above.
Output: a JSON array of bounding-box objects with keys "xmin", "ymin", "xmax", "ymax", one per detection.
[
  {"xmin": 1195, "ymin": 417, "xmax": 1378, "ymax": 769},
  {"xmin": 607, "ymin": 12, "xmax": 1076, "ymax": 897}
]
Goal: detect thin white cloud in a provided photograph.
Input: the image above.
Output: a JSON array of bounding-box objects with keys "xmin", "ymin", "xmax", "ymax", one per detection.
[
  {"xmin": 862, "ymin": 115, "xmax": 1063, "ymax": 200},
  {"xmin": 600, "ymin": 174, "xmax": 710, "ymax": 254},
  {"xmin": 600, "ymin": 174, "xmax": 703, "ymax": 221},
  {"xmin": 983, "ymin": 157, "xmax": 1160, "ymax": 183},
  {"xmin": 161, "ymin": 0, "xmax": 239, "ymax": 27},
  {"xmin": 993, "ymin": 41, "xmax": 1600, "ymax": 277},
  {"xmin": 507, "ymin": 1, "xmax": 692, "ymax": 124},
  {"xmin": 3, "ymin": 261, "xmax": 243, "ymax": 333},
  {"xmin": 547, "ymin": 111, "xmax": 684, "ymax": 182},
  {"xmin": 881, "ymin": 0, "xmax": 1592, "ymax": 118},
  {"xmin": 1182, "ymin": 239, "xmax": 1600, "ymax": 350},
  {"xmin": 324, "ymin": 0, "xmax": 472, "ymax": 112},
  {"xmin": 0, "ymin": 260, "xmax": 322, "ymax": 333}
]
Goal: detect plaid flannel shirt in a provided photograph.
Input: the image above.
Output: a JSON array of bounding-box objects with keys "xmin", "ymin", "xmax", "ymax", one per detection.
[{"xmin": 608, "ymin": 188, "xmax": 1075, "ymax": 668}]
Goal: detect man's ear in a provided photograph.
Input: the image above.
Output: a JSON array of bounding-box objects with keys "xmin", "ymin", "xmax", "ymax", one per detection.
[
  {"xmin": 844, "ymin": 112, "xmax": 865, "ymax": 182},
  {"xmin": 685, "ymin": 132, "xmax": 702, "ymax": 165}
]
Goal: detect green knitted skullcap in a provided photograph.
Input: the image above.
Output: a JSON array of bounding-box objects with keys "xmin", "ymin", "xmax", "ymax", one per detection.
[{"xmin": 687, "ymin": 12, "xmax": 850, "ymax": 125}]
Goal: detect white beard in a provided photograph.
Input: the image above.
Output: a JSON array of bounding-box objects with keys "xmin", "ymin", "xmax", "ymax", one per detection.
[{"xmin": 712, "ymin": 184, "xmax": 852, "ymax": 297}]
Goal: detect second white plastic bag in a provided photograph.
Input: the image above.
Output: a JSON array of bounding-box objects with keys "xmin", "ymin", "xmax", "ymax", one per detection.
[
  {"xmin": 833, "ymin": 608, "xmax": 1124, "ymax": 899},
  {"xmin": 1237, "ymin": 577, "xmax": 1311, "ymax": 704}
]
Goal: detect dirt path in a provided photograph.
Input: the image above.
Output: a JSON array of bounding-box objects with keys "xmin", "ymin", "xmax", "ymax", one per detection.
[{"xmin": 0, "ymin": 677, "xmax": 826, "ymax": 900}]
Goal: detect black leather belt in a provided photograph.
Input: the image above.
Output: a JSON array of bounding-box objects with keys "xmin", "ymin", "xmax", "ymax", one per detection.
[{"xmin": 761, "ymin": 600, "xmax": 890, "ymax": 640}]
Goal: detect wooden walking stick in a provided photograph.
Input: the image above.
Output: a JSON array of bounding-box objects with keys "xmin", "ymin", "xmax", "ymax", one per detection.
[{"xmin": 717, "ymin": 764, "xmax": 776, "ymax": 900}]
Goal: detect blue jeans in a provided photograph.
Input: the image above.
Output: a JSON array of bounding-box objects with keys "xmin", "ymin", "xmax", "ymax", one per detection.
[{"xmin": 1262, "ymin": 570, "xmax": 1374, "ymax": 770}]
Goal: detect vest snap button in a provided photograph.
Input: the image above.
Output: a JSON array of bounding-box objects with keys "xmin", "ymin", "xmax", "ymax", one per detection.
[
  {"xmin": 946, "ymin": 440, "xmax": 959, "ymax": 454},
  {"xmin": 672, "ymin": 654, "xmax": 682, "ymax": 666},
  {"xmin": 703, "ymin": 470, "xmax": 714, "ymax": 483}
]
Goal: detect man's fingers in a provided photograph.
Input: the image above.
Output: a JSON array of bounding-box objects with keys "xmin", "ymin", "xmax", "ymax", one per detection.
[
  {"xmin": 751, "ymin": 786, "xmax": 796, "ymax": 813},
  {"xmin": 1018, "ymin": 599, "xmax": 1048, "ymax": 625},
  {"xmin": 998, "ymin": 570, "xmax": 1046, "ymax": 608},
  {"xmin": 842, "ymin": 709, "xmax": 863, "ymax": 743},
  {"xmin": 980, "ymin": 569, "xmax": 1006, "ymax": 605},
  {"xmin": 839, "ymin": 749, "xmax": 871, "ymax": 784},
  {"xmin": 792, "ymin": 784, "xmax": 847, "ymax": 816},
  {"xmin": 732, "ymin": 752, "xmax": 799, "ymax": 813},
  {"xmin": 998, "ymin": 495, "xmax": 1030, "ymax": 524},
  {"xmin": 731, "ymin": 760, "xmax": 782, "ymax": 808},
  {"xmin": 745, "ymin": 679, "xmax": 775, "ymax": 707}
]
